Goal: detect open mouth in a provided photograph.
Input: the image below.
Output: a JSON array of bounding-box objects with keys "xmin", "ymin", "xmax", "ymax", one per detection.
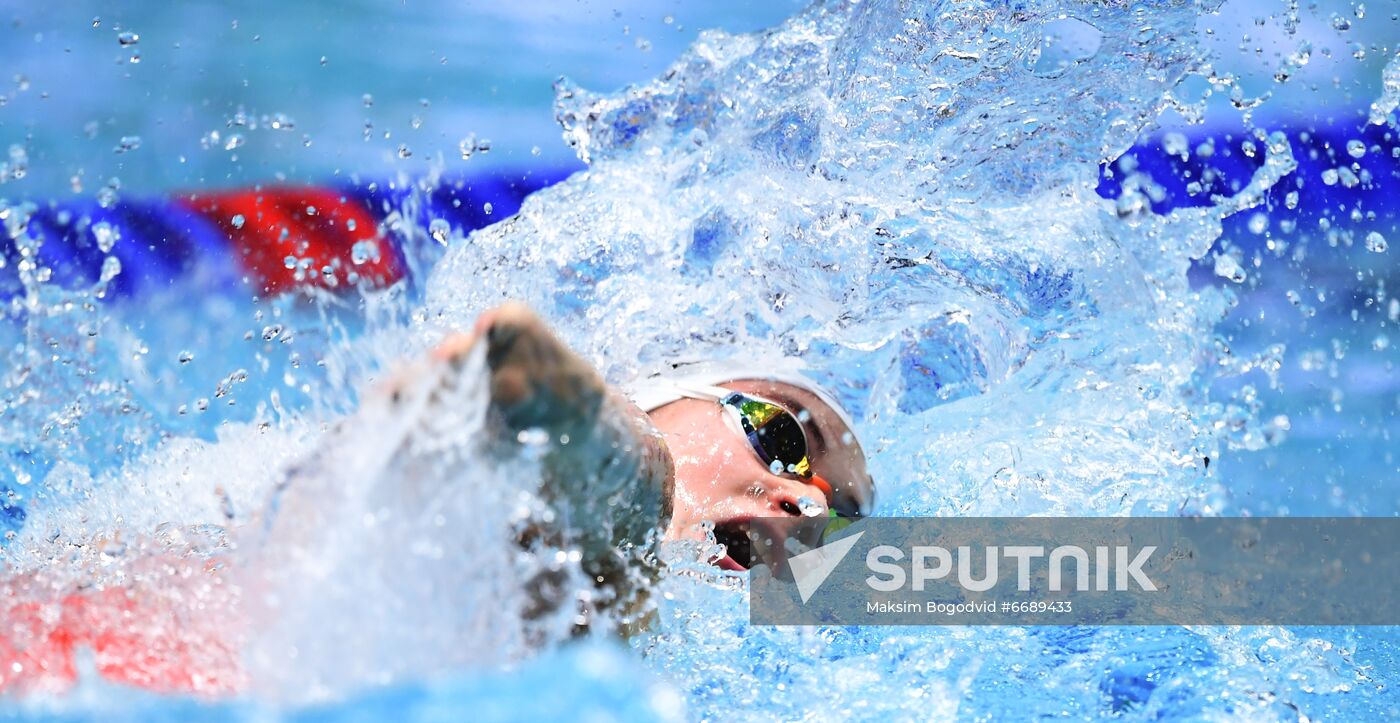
[{"xmin": 713, "ymin": 519, "xmax": 753, "ymax": 570}]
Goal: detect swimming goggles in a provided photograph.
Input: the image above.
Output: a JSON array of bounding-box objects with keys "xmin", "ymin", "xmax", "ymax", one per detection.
[{"xmin": 669, "ymin": 383, "xmax": 845, "ymax": 515}]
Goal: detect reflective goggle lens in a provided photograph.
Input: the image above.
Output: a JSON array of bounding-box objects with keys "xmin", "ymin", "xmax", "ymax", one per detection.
[{"xmin": 721, "ymin": 392, "xmax": 813, "ymax": 478}]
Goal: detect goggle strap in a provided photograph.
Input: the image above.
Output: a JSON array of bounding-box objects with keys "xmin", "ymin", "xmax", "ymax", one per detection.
[{"xmin": 668, "ymin": 382, "xmax": 736, "ymax": 403}]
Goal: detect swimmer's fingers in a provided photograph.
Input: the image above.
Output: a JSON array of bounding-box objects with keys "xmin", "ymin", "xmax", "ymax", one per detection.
[
  {"xmin": 384, "ymin": 301, "xmax": 602, "ymax": 433},
  {"xmin": 372, "ymin": 330, "xmax": 476, "ymax": 408},
  {"xmin": 429, "ymin": 331, "xmax": 479, "ymax": 365},
  {"xmin": 474, "ymin": 303, "xmax": 611, "ymax": 431},
  {"xmin": 429, "ymin": 300, "xmax": 531, "ymax": 366}
]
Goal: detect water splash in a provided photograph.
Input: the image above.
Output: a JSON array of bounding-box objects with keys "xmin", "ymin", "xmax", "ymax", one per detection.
[
  {"xmin": 1371, "ymin": 49, "xmax": 1400, "ymax": 125},
  {"xmin": 0, "ymin": 0, "xmax": 1391, "ymax": 719},
  {"xmin": 428, "ymin": 0, "xmax": 1240, "ymax": 519},
  {"xmin": 413, "ymin": 0, "xmax": 1353, "ymax": 718}
]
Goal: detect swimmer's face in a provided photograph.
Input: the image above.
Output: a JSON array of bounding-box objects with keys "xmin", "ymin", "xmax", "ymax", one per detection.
[{"xmin": 646, "ymin": 380, "xmax": 871, "ymax": 570}]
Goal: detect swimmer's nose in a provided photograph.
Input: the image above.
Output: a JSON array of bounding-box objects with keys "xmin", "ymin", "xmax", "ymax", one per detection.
[
  {"xmin": 773, "ymin": 479, "xmax": 828, "ymax": 518},
  {"xmin": 765, "ymin": 487, "xmax": 830, "ymax": 564}
]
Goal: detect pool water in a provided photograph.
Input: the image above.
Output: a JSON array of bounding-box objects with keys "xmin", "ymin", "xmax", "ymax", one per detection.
[{"xmin": 1, "ymin": 0, "xmax": 1397, "ymax": 720}]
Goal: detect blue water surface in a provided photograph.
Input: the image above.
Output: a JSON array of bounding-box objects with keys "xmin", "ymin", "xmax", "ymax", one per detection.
[{"xmin": 0, "ymin": 0, "xmax": 1397, "ymax": 721}]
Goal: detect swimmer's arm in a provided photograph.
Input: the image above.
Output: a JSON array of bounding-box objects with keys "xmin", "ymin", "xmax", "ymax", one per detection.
[
  {"xmin": 265, "ymin": 302, "xmax": 672, "ymax": 634},
  {"xmin": 436, "ymin": 303, "xmax": 674, "ymax": 619},
  {"xmin": 438, "ymin": 303, "xmax": 673, "ymax": 541}
]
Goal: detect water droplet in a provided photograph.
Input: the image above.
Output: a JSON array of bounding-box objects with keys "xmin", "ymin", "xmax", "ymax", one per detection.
[
  {"xmin": 231, "ymin": 213, "xmax": 245, "ymax": 229},
  {"xmin": 224, "ymin": 133, "xmax": 245, "ymax": 151},
  {"xmin": 429, "ymin": 218, "xmax": 451, "ymax": 244},
  {"xmin": 1161, "ymin": 132, "xmax": 1189, "ymax": 159},
  {"xmin": 458, "ymin": 135, "xmax": 492, "ymax": 160},
  {"xmin": 483, "ymin": 202, "xmax": 493, "ymax": 215},
  {"xmin": 1213, "ymin": 253, "xmax": 1247, "ymax": 283},
  {"xmin": 91, "ymin": 221, "xmax": 118, "ymax": 253},
  {"xmin": 1321, "ymin": 168, "xmax": 1339, "ymax": 186},
  {"xmin": 351, "ymin": 239, "xmax": 380, "ymax": 265},
  {"xmin": 362, "ymin": 93, "xmax": 374, "ymax": 108},
  {"xmin": 1331, "ymin": 14, "xmax": 1351, "ymax": 31},
  {"xmin": 261, "ymin": 324, "xmax": 283, "ymax": 341},
  {"xmin": 114, "ymin": 135, "xmax": 141, "ymax": 154},
  {"xmin": 769, "ymin": 459, "xmax": 784, "ymax": 474},
  {"xmin": 1365, "ymin": 232, "xmax": 1388, "ymax": 253},
  {"xmin": 1346, "ymin": 139, "xmax": 1366, "ymax": 158},
  {"xmin": 795, "ymin": 496, "xmax": 824, "ymax": 517},
  {"xmin": 517, "ymin": 428, "xmax": 550, "ymax": 446},
  {"xmin": 1247, "ymin": 212, "xmax": 1268, "ymax": 235},
  {"xmin": 99, "ymin": 255, "xmax": 122, "ymax": 283},
  {"xmin": 178, "ymin": 350, "xmax": 194, "ymax": 364},
  {"xmin": 117, "ymin": 31, "xmax": 139, "ymax": 46},
  {"xmin": 397, "ymin": 144, "xmax": 411, "ymax": 158},
  {"xmin": 346, "ymin": 218, "xmax": 357, "ymax": 232}
]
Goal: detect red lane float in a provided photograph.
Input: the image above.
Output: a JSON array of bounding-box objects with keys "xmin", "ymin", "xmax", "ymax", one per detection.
[
  {"xmin": 0, "ymin": 566, "xmax": 245, "ymax": 696},
  {"xmin": 180, "ymin": 187, "xmax": 402, "ymax": 295}
]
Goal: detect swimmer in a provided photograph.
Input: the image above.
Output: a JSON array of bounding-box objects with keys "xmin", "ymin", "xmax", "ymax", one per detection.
[
  {"xmin": 0, "ymin": 302, "xmax": 874, "ymax": 695},
  {"xmin": 253, "ymin": 301, "xmax": 874, "ymax": 630},
  {"xmin": 461, "ymin": 301, "xmax": 873, "ymax": 542}
]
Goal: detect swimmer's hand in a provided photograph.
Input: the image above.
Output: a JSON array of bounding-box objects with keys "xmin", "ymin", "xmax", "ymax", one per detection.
[
  {"xmin": 424, "ymin": 303, "xmax": 673, "ymax": 635},
  {"xmin": 430, "ymin": 301, "xmax": 609, "ymax": 438},
  {"xmin": 256, "ymin": 302, "xmax": 671, "ymax": 653}
]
